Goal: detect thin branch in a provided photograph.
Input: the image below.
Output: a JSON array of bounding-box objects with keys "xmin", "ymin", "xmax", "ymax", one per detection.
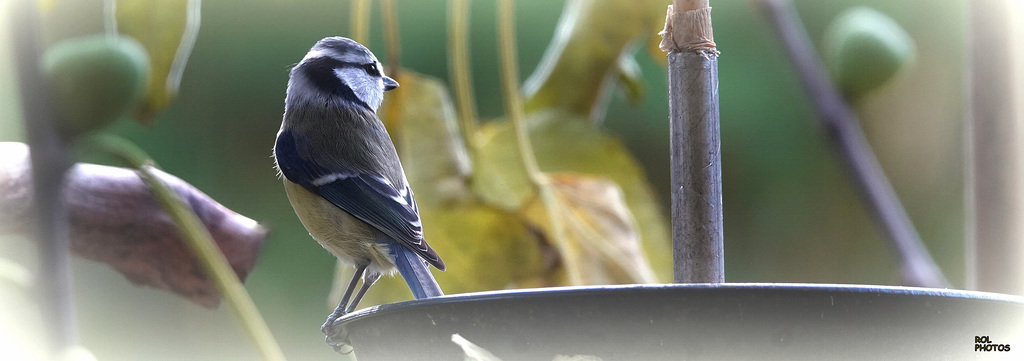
[
  {"xmin": 497, "ymin": 0, "xmax": 581, "ymax": 284},
  {"xmin": 449, "ymin": 0, "xmax": 480, "ymax": 149},
  {"xmin": 9, "ymin": 0, "xmax": 77, "ymax": 355},
  {"xmin": 755, "ymin": 0, "xmax": 949, "ymax": 288}
]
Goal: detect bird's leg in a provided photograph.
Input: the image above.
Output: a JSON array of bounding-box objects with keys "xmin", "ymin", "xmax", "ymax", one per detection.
[
  {"xmin": 322, "ymin": 264, "xmax": 366, "ymax": 335},
  {"xmin": 322, "ymin": 264, "xmax": 367, "ymax": 349},
  {"xmin": 345, "ymin": 270, "xmax": 381, "ymax": 313}
]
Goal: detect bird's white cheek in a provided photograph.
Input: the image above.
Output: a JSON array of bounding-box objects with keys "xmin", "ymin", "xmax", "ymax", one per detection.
[
  {"xmin": 365, "ymin": 79, "xmax": 384, "ymax": 110},
  {"xmin": 335, "ymin": 68, "xmax": 384, "ymax": 110}
]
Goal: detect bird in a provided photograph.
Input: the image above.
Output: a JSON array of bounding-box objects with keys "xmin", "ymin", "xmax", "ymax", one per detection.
[{"xmin": 272, "ymin": 37, "xmax": 445, "ymax": 336}]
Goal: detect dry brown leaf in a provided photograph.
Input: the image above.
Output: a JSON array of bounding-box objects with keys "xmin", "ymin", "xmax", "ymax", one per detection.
[{"xmin": 523, "ymin": 173, "xmax": 658, "ymax": 285}]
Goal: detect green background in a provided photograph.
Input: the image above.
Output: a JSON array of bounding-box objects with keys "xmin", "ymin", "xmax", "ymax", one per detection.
[{"xmin": 0, "ymin": 0, "xmax": 966, "ymax": 360}]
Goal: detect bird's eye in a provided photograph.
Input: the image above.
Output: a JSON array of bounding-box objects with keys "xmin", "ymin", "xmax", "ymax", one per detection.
[{"xmin": 363, "ymin": 63, "xmax": 380, "ymax": 76}]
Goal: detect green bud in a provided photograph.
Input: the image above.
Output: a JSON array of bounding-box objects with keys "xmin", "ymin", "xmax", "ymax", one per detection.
[
  {"xmin": 823, "ymin": 7, "xmax": 915, "ymax": 99},
  {"xmin": 43, "ymin": 35, "xmax": 151, "ymax": 136}
]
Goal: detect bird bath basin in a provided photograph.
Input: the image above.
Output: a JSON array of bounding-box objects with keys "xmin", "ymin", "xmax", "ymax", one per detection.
[{"xmin": 335, "ymin": 283, "xmax": 1023, "ymax": 360}]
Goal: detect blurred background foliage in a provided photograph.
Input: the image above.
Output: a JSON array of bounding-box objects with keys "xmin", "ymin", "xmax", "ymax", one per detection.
[{"xmin": 0, "ymin": 0, "xmax": 966, "ymax": 360}]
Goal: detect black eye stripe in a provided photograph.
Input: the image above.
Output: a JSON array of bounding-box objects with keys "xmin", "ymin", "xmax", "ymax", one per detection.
[
  {"xmin": 303, "ymin": 56, "xmax": 379, "ymax": 76},
  {"xmin": 298, "ymin": 56, "xmax": 374, "ymax": 111}
]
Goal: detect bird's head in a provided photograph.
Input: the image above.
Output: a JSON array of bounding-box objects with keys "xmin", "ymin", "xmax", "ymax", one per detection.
[{"xmin": 290, "ymin": 37, "xmax": 398, "ymax": 112}]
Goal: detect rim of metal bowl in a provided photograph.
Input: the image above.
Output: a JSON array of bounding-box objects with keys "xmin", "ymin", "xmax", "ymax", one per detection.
[{"xmin": 338, "ymin": 282, "xmax": 1024, "ymax": 323}]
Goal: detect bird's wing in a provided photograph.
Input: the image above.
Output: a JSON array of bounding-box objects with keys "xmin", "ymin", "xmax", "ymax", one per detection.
[{"xmin": 275, "ymin": 129, "xmax": 445, "ymax": 270}]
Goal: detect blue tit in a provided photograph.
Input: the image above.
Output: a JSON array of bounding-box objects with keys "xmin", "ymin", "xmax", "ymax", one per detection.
[{"xmin": 273, "ymin": 37, "xmax": 445, "ymax": 326}]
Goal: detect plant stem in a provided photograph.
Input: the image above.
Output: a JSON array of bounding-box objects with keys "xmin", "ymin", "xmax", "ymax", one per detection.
[
  {"xmin": 381, "ymin": 0, "xmax": 401, "ymax": 74},
  {"xmin": 663, "ymin": 0, "xmax": 725, "ymax": 284},
  {"xmin": 350, "ymin": 0, "xmax": 371, "ymax": 44},
  {"xmin": 496, "ymin": 0, "xmax": 581, "ymax": 284},
  {"xmin": 110, "ymin": 147, "xmax": 286, "ymax": 361},
  {"xmin": 449, "ymin": 0, "xmax": 479, "ymax": 149},
  {"xmin": 9, "ymin": 0, "xmax": 77, "ymax": 355},
  {"xmin": 165, "ymin": 0, "xmax": 201, "ymax": 95},
  {"xmin": 104, "ymin": 0, "xmax": 118, "ymax": 37},
  {"xmin": 755, "ymin": 0, "xmax": 949, "ymax": 288}
]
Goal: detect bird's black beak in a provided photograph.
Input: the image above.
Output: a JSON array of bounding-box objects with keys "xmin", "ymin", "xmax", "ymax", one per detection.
[{"xmin": 383, "ymin": 76, "xmax": 399, "ymax": 91}]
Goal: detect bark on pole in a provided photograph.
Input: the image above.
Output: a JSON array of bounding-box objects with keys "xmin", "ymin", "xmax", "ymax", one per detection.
[{"xmin": 661, "ymin": 0, "xmax": 724, "ymax": 283}]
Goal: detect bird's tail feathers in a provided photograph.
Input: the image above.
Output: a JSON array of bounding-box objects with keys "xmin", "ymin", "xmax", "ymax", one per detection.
[{"xmin": 390, "ymin": 244, "xmax": 444, "ymax": 299}]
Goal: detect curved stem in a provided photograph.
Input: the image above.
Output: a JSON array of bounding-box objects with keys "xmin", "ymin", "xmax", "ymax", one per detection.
[
  {"xmin": 165, "ymin": 0, "xmax": 201, "ymax": 94},
  {"xmin": 449, "ymin": 0, "xmax": 479, "ymax": 149},
  {"xmin": 136, "ymin": 164, "xmax": 287, "ymax": 361},
  {"xmin": 381, "ymin": 0, "xmax": 401, "ymax": 74},
  {"xmin": 102, "ymin": 142, "xmax": 287, "ymax": 361},
  {"xmin": 497, "ymin": 0, "xmax": 537, "ymax": 176},
  {"xmin": 104, "ymin": 0, "xmax": 118, "ymax": 37},
  {"xmin": 497, "ymin": 0, "xmax": 581, "ymax": 284},
  {"xmin": 349, "ymin": 0, "xmax": 371, "ymax": 44}
]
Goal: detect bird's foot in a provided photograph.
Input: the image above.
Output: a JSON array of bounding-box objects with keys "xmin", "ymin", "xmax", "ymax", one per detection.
[{"xmin": 321, "ymin": 313, "xmax": 350, "ymax": 352}]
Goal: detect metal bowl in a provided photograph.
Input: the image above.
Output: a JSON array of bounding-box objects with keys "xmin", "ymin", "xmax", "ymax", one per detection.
[{"xmin": 336, "ymin": 283, "xmax": 1023, "ymax": 360}]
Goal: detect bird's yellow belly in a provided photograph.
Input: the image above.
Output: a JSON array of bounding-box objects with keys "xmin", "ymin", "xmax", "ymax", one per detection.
[{"xmin": 283, "ymin": 180, "xmax": 395, "ymax": 271}]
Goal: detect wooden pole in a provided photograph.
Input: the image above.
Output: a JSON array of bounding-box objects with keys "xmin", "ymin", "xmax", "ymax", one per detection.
[{"xmin": 662, "ymin": 0, "xmax": 724, "ymax": 283}]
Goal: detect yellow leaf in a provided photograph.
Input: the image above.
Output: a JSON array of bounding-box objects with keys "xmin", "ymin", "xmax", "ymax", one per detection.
[
  {"xmin": 378, "ymin": 71, "xmax": 473, "ymax": 209},
  {"xmin": 329, "ymin": 202, "xmax": 547, "ymax": 307},
  {"xmin": 523, "ymin": 0, "xmax": 667, "ymax": 120},
  {"xmin": 473, "ymin": 110, "xmax": 671, "ymax": 282},
  {"xmin": 647, "ymin": 29, "xmax": 667, "ymax": 66},
  {"xmin": 523, "ymin": 173, "xmax": 658, "ymax": 284},
  {"xmin": 116, "ymin": 0, "xmax": 200, "ymax": 123}
]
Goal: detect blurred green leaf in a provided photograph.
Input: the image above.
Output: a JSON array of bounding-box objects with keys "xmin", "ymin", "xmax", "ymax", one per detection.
[
  {"xmin": 473, "ymin": 110, "xmax": 671, "ymax": 282},
  {"xmin": 523, "ymin": 173, "xmax": 658, "ymax": 284},
  {"xmin": 522, "ymin": 0, "xmax": 666, "ymax": 120},
  {"xmin": 116, "ymin": 0, "xmax": 200, "ymax": 122}
]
